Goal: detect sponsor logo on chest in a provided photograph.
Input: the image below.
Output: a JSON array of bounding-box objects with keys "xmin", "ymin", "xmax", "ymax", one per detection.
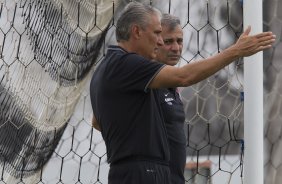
[{"xmin": 165, "ymin": 97, "xmax": 174, "ymax": 105}]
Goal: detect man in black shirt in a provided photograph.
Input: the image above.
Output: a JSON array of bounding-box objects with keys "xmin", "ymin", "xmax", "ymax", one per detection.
[
  {"xmin": 91, "ymin": 3, "xmax": 171, "ymax": 184},
  {"xmin": 90, "ymin": 2, "xmax": 275, "ymax": 184},
  {"xmin": 155, "ymin": 14, "xmax": 186, "ymax": 184}
]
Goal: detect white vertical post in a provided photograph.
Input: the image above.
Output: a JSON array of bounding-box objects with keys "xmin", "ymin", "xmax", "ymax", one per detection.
[{"xmin": 243, "ymin": 0, "xmax": 264, "ymax": 184}]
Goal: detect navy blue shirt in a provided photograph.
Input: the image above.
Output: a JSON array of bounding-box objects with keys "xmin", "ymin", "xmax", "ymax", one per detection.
[
  {"xmin": 158, "ymin": 88, "xmax": 186, "ymax": 184},
  {"xmin": 90, "ymin": 45, "xmax": 170, "ymax": 165}
]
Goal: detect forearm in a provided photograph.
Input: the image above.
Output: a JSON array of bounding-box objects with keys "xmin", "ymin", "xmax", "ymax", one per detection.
[
  {"xmin": 178, "ymin": 46, "xmax": 239, "ymax": 86},
  {"xmin": 150, "ymin": 47, "xmax": 239, "ymax": 89},
  {"xmin": 149, "ymin": 27, "xmax": 275, "ymax": 89}
]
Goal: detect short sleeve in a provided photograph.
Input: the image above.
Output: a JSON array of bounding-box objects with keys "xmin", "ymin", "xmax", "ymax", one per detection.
[{"xmin": 107, "ymin": 53, "xmax": 165, "ymax": 92}]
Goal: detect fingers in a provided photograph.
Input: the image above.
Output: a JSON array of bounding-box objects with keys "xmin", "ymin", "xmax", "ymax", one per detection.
[
  {"xmin": 259, "ymin": 38, "xmax": 276, "ymax": 46},
  {"xmin": 257, "ymin": 33, "xmax": 276, "ymax": 48},
  {"xmin": 233, "ymin": 28, "xmax": 275, "ymax": 57},
  {"xmin": 255, "ymin": 31, "xmax": 275, "ymax": 39},
  {"xmin": 254, "ymin": 35, "xmax": 275, "ymax": 52},
  {"xmin": 242, "ymin": 26, "xmax": 251, "ymax": 36},
  {"xmin": 256, "ymin": 34, "xmax": 275, "ymax": 43},
  {"xmin": 256, "ymin": 45, "xmax": 273, "ymax": 53}
]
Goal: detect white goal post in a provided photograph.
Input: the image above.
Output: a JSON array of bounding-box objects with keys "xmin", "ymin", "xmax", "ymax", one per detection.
[{"xmin": 243, "ymin": 0, "xmax": 264, "ymax": 184}]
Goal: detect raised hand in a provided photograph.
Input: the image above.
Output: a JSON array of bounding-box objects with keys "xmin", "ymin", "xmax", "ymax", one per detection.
[{"xmin": 233, "ymin": 26, "xmax": 276, "ymax": 57}]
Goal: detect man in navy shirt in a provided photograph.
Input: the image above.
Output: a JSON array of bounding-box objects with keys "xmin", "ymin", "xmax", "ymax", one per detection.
[
  {"xmin": 155, "ymin": 14, "xmax": 186, "ymax": 184},
  {"xmin": 91, "ymin": 3, "xmax": 171, "ymax": 184},
  {"xmin": 90, "ymin": 2, "xmax": 275, "ymax": 184}
]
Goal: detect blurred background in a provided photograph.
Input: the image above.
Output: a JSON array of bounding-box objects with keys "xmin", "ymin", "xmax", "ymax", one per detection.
[{"xmin": 0, "ymin": 0, "xmax": 280, "ymax": 183}]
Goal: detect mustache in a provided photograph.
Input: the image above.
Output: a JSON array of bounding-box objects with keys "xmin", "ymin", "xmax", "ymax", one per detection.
[{"xmin": 167, "ymin": 54, "xmax": 181, "ymax": 57}]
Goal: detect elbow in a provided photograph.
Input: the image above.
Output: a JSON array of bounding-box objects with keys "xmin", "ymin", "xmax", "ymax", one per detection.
[
  {"xmin": 178, "ymin": 75, "xmax": 197, "ymax": 87},
  {"xmin": 92, "ymin": 116, "xmax": 101, "ymax": 132},
  {"xmin": 93, "ymin": 122, "xmax": 101, "ymax": 132},
  {"xmin": 93, "ymin": 124, "xmax": 101, "ymax": 132},
  {"xmin": 175, "ymin": 68, "xmax": 198, "ymax": 87}
]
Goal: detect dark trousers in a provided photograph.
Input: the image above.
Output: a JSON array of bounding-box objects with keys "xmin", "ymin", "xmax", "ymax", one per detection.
[{"xmin": 109, "ymin": 160, "xmax": 171, "ymax": 184}]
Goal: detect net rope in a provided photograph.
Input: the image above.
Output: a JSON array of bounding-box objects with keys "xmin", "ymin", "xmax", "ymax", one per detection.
[{"xmin": 0, "ymin": 0, "xmax": 280, "ymax": 183}]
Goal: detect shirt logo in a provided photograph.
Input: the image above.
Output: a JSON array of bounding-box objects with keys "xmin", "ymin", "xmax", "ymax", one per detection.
[{"xmin": 165, "ymin": 97, "xmax": 174, "ymax": 105}]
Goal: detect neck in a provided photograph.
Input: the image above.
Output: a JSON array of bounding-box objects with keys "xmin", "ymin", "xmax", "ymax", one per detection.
[
  {"xmin": 117, "ymin": 40, "xmax": 152, "ymax": 60},
  {"xmin": 118, "ymin": 41, "xmax": 137, "ymax": 54}
]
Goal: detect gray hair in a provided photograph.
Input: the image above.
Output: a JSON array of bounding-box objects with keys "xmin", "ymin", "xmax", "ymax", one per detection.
[
  {"xmin": 161, "ymin": 13, "xmax": 181, "ymax": 31},
  {"xmin": 116, "ymin": 2, "xmax": 161, "ymax": 42}
]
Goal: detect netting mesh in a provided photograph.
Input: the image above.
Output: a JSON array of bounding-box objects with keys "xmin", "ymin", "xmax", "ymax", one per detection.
[
  {"xmin": 0, "ymin": 0, "xmax": 113, "ymax": 182},
  {"xmin": 0, "ymin": 0, "xmax": 281, "ymax": 183}
]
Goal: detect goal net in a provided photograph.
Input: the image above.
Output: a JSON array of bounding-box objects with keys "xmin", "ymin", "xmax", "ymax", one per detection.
[{"xmin": 0, "ymin": 0, "xmax": 280, "ymax": 184}]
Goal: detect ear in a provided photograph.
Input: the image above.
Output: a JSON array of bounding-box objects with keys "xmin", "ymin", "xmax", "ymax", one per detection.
[{"xmin": 131, "ymin": 24, "xmax": 142, "ymax": 40}]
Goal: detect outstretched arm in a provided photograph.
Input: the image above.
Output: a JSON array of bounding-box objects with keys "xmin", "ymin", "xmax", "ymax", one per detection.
[{"xmin": 149, "ymin": 26, "xmax": 276, "ymax": 88}]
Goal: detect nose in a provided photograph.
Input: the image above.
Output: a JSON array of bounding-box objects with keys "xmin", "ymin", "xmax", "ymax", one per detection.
[
  {"xmin": 157, "ymin": 35, "xmax": 164, "ymax": 46},
  {"xmin": 171, "ymin": 41, "xmax": 180, "ymax": 51}
]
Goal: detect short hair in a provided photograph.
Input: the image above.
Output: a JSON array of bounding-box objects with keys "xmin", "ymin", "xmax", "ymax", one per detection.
[
  {"xmin": 161, "ymin": 13, "xmax": 181, "ymax": 31},
  {"xmin": 116, "ymin": 2, "xmax": 161, "ymax": 42}
]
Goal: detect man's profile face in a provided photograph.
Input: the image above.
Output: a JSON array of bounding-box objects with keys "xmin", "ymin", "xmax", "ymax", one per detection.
[
  {"xmin": 137, "ymin": 14, "xmax": 164, "ymax": 60},
  {"xmin": 156, "ymin": 24, "xmax": 183, "ymax": 66}
]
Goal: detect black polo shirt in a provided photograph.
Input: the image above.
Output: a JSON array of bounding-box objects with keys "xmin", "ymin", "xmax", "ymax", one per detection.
[
  {"xmin": 158, "ymin": 88, "xmax": 186, "ymax": 184},
  {"xmin": 90, "ymin": 45, "xmax": 169, "ymax": 165}
]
